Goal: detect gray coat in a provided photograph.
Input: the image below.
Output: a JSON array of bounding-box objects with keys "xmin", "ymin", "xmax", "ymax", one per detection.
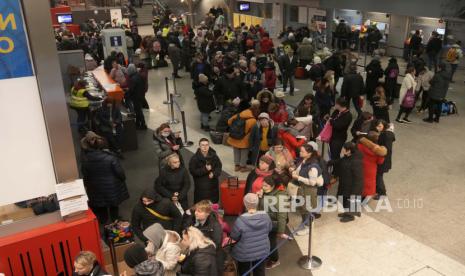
[
  {"xmin": 428, "ymin": 70, "xmax": 450, "ymax": 101},
  {"xmin": 230, "ymin": 211, "xmax": 272, "ymax": 262}
]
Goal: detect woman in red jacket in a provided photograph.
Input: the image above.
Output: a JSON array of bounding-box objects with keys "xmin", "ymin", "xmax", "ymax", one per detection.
[
  {"xmin": 357, "ymin": 134, "xmax": 386, "ymax": 198},
  {"xmin": 260, "ymin": 33, "xmax": 274, "ymax": 54},
  {"xmin": 278, "ymin": 128, "xmax": 306, "ymax": 159}
]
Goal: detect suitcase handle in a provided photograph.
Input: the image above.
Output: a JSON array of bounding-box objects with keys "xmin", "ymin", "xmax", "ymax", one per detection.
[{"xmin": 227, "ymin": 177, "xmax": 239, "ymax": 189}]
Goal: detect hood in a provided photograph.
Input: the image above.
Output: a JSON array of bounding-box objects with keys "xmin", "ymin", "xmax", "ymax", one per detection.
[
  {"xmin": 240, "ymin": 211, "xmax": 271, "ymax": 230},
  {"xmin": 240, "ymin": 109, "xmax": 256, "ymax": 120},
  {"xmin": 143, "ymin": 224, "xmax": 166, "ymax": 252},
  {"xmin": 134, "ymin": 259, "xmax": 164, "ymax": 276},
  {"xmin": 257, "ymin": 89, "xmax": 274, "ymax": 102},
  {"xmin": 140, "ymin": 189, "xmax": 162, "ymax": 204}
]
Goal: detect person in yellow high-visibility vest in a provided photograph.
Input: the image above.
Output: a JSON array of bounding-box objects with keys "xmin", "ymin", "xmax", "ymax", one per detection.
[{"xmin": 70, "ymin": 79, "xmax": 102, "ymax": 132}]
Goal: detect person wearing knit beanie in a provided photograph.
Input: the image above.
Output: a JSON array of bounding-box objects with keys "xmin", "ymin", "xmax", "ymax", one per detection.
[{"xmin": 124, "ymin": 244, "xmax": 148, "ymax": 268}]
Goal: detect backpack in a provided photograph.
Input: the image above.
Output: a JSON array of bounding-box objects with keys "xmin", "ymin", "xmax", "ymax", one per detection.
[
  {"xmin": 388, "ymin": 68, "xmax": 399, "ymax": 79},
  {"xmin": 442, "ymin": 101, "xmax": 458, "ymax": 115},
  {"xmin": 446, "ymin": 48, "xmax": 458, "ymax": 63},
  {"xmin": 229, "ymin": 114, "xmax": 247, "ymax": 139}
]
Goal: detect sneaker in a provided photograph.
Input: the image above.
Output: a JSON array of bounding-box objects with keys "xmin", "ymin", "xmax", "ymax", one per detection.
[
  {"xmin": 395, "ymin": 118, "xmax": 405, "ymax": 123},
  {"xmin": 214, "ymin": 109, "xmax": 221, "ymax": 113},
  {"xmin": 234, "ymin": 165, "xmax": 241, "ymax": 172},
  {"xmin": 265, "ymin": 260, "xmax": 281, "ymax": 269},
  {"xmin": 240, "ymin": 166, "xmax": 251, "ymax": 173},
  {"xmin": 403, "ymin": 118, "xmax": 412, "ymax": 123}
]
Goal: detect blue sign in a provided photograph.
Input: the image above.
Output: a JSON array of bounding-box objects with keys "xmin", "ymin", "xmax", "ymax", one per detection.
[{"xmin": 0, "ymin": 0, "xmax": 33, "ymax": 80}]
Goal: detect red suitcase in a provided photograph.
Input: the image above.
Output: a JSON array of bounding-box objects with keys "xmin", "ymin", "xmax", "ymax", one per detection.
[
  {"xmin": 295, "ymin": 66, "xmax": 306, "ymax": 79},
  {"xmin": 220, "ymin": 177, "xmax": 246, "ymax": 216}
]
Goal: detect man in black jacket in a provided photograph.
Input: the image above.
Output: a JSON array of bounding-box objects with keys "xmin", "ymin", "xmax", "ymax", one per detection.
[
  {"xmin": 278, "ymin": 48, "xmax": 298, "ymax": 95},
  {"xmin": 341, "ymin": 65, "xmax": 365, "ymax": 116},
  {"xmin": 423, "ymin": 63, "xmax": 450, "ymax": 123},
  {"xmin": 329, "ymin": 97, "xmax": 353, "ymax": 161},
  {"xmin": 189, "ymin": 138, "xmax": 223, "ymax": 203},
  {"xmin": 426, "ymin": 31, "xmax": 442, "ymax": 72},
  {"xmin": 214, "ymin": 66, "xmax": 246, "ymax": 110},
  {"xmin": 131, "ymin": 189, "xmax": 183, "ymax": 242}
]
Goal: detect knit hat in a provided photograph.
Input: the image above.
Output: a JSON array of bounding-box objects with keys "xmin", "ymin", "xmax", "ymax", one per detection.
[
  {"xmin": 307, "ymin": 141, "xmax": 319, "ymax": 152},
  {"xmin": 258, "ymin": 112, "xmax": 270, "ymax": 120},
  {"xmin": 313, "ymin": 56, "xmax": 322, "ymax": 64},
  {"xmin": 198, "ymin": 73, "xmax": 208, "ymax": 84},
  {"xmin": 243, "ymin": 193, "xmax": 259, "ymax": 210},
  {"xmin": 259, "ymin": 154, "xmax": 274, "ymax": 166},
  {"xmin": 124, "ymin": 244, "xmax": 148, "ymax": 268}
]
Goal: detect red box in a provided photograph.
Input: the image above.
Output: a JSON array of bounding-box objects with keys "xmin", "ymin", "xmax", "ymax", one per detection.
[{"xmin": 0, "ymin": 210, "xmax": 103, "ymax": 276}]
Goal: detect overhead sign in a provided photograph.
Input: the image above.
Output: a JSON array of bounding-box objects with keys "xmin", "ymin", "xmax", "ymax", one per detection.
[{"xmin": 0, "ymin": 0, "xmax": 33, "ymax": 80}]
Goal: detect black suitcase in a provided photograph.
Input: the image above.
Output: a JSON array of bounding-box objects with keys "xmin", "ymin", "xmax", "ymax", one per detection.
[{"xmin": 121, "ymin": 118, "xmax": 138, "ymax": 151}]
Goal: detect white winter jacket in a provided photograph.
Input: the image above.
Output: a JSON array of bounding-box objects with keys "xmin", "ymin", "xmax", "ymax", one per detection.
[
  {"xmin": 155, "ymin": 230, "xmax": 181, "ymax": 275},
  {"xmin": 416, "ymin": 69, "xmax": 434, "ymax": 92},
  {"xmin": 399, "ymin": 73, "xmax": 417, "ymax": 105}
]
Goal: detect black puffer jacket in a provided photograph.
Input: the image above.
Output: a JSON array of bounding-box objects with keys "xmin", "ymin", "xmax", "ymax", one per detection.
[
  {"xmin": 335, "ymin": 150, "xmax": 364, "ymax": 197},
  {"xmin": 214, "ymin": 76, "xmax": 246, "ymax": 102},
  {"xmin": 81, "ymin": 149, "xmax": 129, "ymax": 207},
  {"xmin": 183, "ymin": 213, "xmax": 223, "ymax": 276},
  {"xmin": 188, "ymin": 148, "xmax": 222, "ymax": 203},
  {"xmin": 194, "ymin": 83, "xmax": 216, "ymax": 113},
  {"xmin": 131, "ymin": 189, "xmax": 183, "ymax": 242},
  {"xmin": 180, "ymin": 245, "xmax": 217, "ymax": 276},
  {"xmin": 428, "ymin": 70, "xmax": 450, "ymax": 101},
  {"xmin": 154, "ymin": 165, "xmax": 190, "ymax": 209}
]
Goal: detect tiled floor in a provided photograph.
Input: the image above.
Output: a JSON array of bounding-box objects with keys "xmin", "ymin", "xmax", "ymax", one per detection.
[{"xmin": 117, "ymin": 27, "xmax": 465, "ymax": 274}]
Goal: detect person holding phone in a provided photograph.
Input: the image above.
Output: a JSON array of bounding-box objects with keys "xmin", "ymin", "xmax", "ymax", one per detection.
[{"xmin": 153, "ymin": 123, "xmax": 183, "ymax": 169}]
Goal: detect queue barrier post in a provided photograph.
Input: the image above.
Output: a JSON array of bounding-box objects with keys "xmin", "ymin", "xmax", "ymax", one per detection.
[
  {"xmin": 298, "ymin": 214, "xmax": 322, "ymax": 270},
  {"xmin": 163, "ymin": 77, "xmax": 170, "ymax": 104},
  {"xmin": 172, "ymin": 76, "xmax": 181, "ymax": 97},
  {"xmin": 180, "ymin": 110, "xmax": 194, "ymax": 147},
  {"xmin": 168, "ymin": 93, "xmax": 179, "ymax": 124}
]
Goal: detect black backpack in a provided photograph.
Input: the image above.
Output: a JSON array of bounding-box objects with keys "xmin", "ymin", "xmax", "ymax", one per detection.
[{"xmin": 229, "ymin": 114, "xmax": 247, "ymax": 139}]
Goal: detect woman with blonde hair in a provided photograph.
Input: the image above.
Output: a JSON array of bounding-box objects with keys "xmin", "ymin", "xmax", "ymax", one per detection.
[
  {"xmin": 179, "ymin": 227, "xmax": 217, "ymax": 276},
  {"xmin": 73, "ymin": 251, "xmax": 107, "ymax": 276},
  {"xmin": 155, "ymin": 153, "xmax": 191, "ymax": 209}
]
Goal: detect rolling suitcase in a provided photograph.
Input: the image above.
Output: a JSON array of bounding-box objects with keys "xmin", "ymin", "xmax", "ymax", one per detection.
[
  {"xmin": 295, "ymin": 66, "xmax": 306, "ymax": 79},
  {"xmin": 220, "ymin": 177, "xmax": 246, "ymax": 216}
]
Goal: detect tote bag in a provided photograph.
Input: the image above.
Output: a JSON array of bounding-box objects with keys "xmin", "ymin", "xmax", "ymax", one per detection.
[{"xmin": 318, "ymin": 121, "xmax": 333, "ymax": 143}]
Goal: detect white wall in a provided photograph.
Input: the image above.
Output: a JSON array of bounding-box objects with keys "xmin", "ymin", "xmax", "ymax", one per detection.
[{"xmin": 0, "ymin": 76, "xmax": 57, "ymax": 205}]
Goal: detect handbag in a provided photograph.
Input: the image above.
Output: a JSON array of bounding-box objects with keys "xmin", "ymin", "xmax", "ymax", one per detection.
[
  {"xmin": 401, "ymin": 88, "xmax": 415, "ymax": 108},
  {"xmin": 318, "ymin": 121, "xmax": 333, "ymax": 143}
]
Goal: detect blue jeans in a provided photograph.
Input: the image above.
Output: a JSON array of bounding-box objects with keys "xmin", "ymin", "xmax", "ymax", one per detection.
[{"xmin": 200, "ymin": 112, "xmax": 209, "ymax": 127}]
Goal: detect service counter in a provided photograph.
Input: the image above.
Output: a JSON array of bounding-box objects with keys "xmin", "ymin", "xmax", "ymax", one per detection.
[{"xmin": 91, "ymin": 66, "xmax": 125, "ymax": 102}]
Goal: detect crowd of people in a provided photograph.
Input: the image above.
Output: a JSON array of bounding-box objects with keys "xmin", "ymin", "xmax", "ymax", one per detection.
[{"xmin": 64, "ymin": 3, "xmax": 465, "ymax": 274}]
